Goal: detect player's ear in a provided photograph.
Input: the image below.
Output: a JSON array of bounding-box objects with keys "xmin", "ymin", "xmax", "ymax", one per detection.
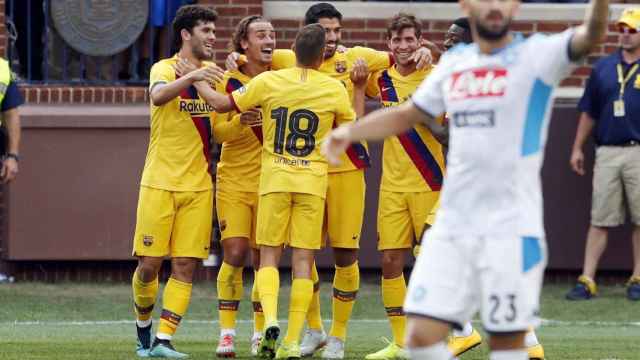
[
  {"xmin": 181, "ymin": 29, "xmax": 192, "ymax": 43},
  {"xmin": 241, "ymin": 39, "xmax": 249, "ymax": 52}
]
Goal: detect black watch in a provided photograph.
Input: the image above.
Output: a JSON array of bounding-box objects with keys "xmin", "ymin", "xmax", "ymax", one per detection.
[{"xmin": 6, "ymin": 153, "xmax": 19, "ymax": 162}]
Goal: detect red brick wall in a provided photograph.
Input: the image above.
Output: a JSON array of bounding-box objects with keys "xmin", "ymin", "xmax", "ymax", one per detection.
[
  {"xmin": 0, "ymin": 1, "xmax": 624, "ymax": 103},
  {"xmin": 272, "ymin": 18, "xmax": 622, "ymax": 88}
]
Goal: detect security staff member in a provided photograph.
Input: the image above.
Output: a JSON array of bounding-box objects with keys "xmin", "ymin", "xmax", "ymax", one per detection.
[
  {"xmin": 567, "ymin": 8, "xmax": 640, "ymax": 301},
  {"xmin": 0, "ymin": 57, "xmax": 22, "ymax": 183}
]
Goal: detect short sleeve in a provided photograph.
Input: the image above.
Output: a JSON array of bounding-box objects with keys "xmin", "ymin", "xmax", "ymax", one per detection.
[
  {"xmin": 149, "ymin": 61, "xmax": 174, "ymax": 93},
  {"xmin": 230, "ymin": 74, "xmax": 266, "ymax": 112},
  {"xmin": 531, "ymin": 29, "xmax": 578, "ymax": 85},
  {"xmin": 577, "ymin": 69, "xmax": 600, "ymax": 120},
  {"xmin": 1, "ymin": 80, "xmax": 23, "ymax": 112},
  {"xmin": 411, "ymin": 55, "xmax": 450, "ymax": 118},
  {"xmin": 271, "ymin": 49, "xmax": 297, "ymax": 70},
  {"xmin": 334, "ymin": 84, "xmax": 357, "ymax": 125},
  {"xmin": 352, "ymin": 47, "xmax": 392, "ymax": 72},
  {"xmin": 365, "ymin": 71, "xmax": 381, "ymax": 98}
]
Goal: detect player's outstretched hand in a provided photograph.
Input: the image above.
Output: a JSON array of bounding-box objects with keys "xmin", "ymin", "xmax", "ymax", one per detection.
[
  {"xmin": 321, "ymin": 125, "xmax": 352, "ymax": 166},
  {"xmin": 226, "ymin": 52, "xmax": 241, "ymax": 71},
  {"xmin": 336, "ymin": 44, "xmax": 348, "ymax": 54},
  {"xmin": 240, "ymin": 108, "xmax": 262, "ymax": 127},
  {"xmin": 350, "ymin": 58, "xmax": 369, "ymax": 88},
  {"xmin": 411, "ymin": 46, "xmax": 433, "ymax": 70},
  {"xmin": 173, "ymin": 57, "xmax": 198, "ymax": 77},
  {"xmin": 570, "ymin": 148, "xmax": 585, "ymax": 176}
]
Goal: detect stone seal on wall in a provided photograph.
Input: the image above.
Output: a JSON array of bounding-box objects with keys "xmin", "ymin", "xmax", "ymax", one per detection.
[{"xmin": 51, "ymin": 0, "xmax": 148, "ymax": 57}]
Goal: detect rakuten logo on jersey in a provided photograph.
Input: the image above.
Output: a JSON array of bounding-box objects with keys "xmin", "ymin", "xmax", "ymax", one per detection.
[{"xmin": 447, "ymin": 68, "xmax": 508, "ymax": 101}]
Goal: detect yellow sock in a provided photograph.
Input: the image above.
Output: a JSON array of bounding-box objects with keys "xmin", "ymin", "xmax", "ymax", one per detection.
[
  {"xmin": 257, "ymin": 266, "xmax": 280, "ymax": 327},
  {"xmin": 157, "ymin": 277, "xmax": 193, "ymax": 338},
  {"xmin": 306, "ymin": 262, "xmax": 324, "ymax": 331},
  {"xmin": 382, "ymin": 275, "xmax": 406, "ymax": 347},
  {"xmin": 252, "ymin": 270, "xmax": 265, "ymax": 333},
  {"xmin": 217, "ymin": 262, "xmax": 243, "ymax": 332},
  {"xmin": 329, "ymin": 262, "xmax": 359, "ymax": 341},
  {"xmin": 132, "ymin": 270, "xmax": 159, "ymax": 322},
  {"xmin": 284, "ymin": 278, "xmax": 314, "ymax": 344}
]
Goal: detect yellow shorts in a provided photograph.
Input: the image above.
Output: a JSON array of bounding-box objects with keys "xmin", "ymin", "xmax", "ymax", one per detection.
[
  {"xmin": 216, "ymin": 188, "xmax": 258, "ymax": 247},
  {"xmin": 377, "ymin": 191, "xmax": 439, "ymax": 250},
  {"xmin": 325, "ymin": 170, "xmax": 365, "ymax": 249},
  {"xmin": 425, "ymin": 198, "xmax": 440, "ymax": 226},
  {"xmin": 133, "ymin": 186, "xmax": 213, "ymax": 259},
  {"xmin": 256, "ymin": 192, "xmax": 325, "ymax": 250}
]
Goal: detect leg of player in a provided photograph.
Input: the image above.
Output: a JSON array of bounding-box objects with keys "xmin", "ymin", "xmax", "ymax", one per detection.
[
  {"xmin": 277, "ymin": 248, "xmax": 315, "ymax": 359},
  {"xmin": 321, "ymin": 248, "xmax": 359, "ymax": 359},
  {"xmin": 216, "ymin": 237, "xmax": 250, "ymax": 358},
  {"xmin": 132, "ymin": 256, "xmax": 163, "ymax": 357},
  {"xmin": 301, "ymin": 260, "xmax": 326, "ymax": 357},
  {"xmin": 487, "ymin": 332, "xmax": 528, "ymax": 360},
  {"xmin": 256, "ymin": 244, "xmax": 284, "ymax": 359},
  {"xmin": 365, "ymin": 249, "xmax": 408, "ymax": 360},
  {"xmin": 404, "ymin": 317, "xmax": 452, "ymax": 360},
  {"xmin": 524, "ymin": 328, "xmax": 544, "ymax": 360},
  {"xmin": 251, "ymin": 248, "xmax": 265, "ymax": 356},
  {"xmin": 150, "ymin": 257, "xmax": 198, "ymax": 358}
]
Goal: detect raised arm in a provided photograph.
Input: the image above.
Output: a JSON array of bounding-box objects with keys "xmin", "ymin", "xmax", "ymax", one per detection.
[{"xmin": 569, "ymin": 0, "xmax": 610, "ymax": 60}]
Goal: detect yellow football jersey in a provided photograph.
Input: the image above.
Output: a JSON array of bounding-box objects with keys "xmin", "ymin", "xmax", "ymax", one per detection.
[
  {"xmin": 366, "ymin": 65, "xmax": 445, "ymax": 192},
  {"xmin": 213, "ymin": 69, "xmax": 262, "ymax": 192},
  {"xmin": 231, "ymin": 67, "xmax": 356, "ymax": 198},
  {"xmin": 141, "ymin": 56, "xmax": 214, "ymax": 192},
  {"xmin": 271, "ymin": 47, "xmax": 392, "ymax": 173}
]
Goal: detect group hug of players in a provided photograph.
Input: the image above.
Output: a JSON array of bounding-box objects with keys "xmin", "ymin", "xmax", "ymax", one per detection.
[{"xmin": 129, "ymin": 3, "xmax": 543, "ymax": 359}]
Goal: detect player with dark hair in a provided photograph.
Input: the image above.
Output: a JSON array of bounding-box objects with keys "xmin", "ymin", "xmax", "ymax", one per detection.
[
  {"xmin": 130, "ymin": 4, "xmax": 223, "ymax": 358},
  {"xmin": 443, "ymin": 17, "xmax": 472, "ymax": 51},
  {"xmin": 362, "ymin": 13, "xmax": 444, "ymax": 360},
  {"xmin": 322, "ymin": 0, "xmax": 609, "ymax": 358},
  {"xmin": 185, "ymin": 23, "xmax": 362, "ymax": 360},
  {"xmin": 213, "ymin": 14, "xmax": 275, "ymax": 358}
]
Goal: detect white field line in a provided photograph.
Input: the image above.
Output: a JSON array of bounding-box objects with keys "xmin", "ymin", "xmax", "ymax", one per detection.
[{"xmin": 4, "ymin": 319, "xmax": 640, "ymax": 327}]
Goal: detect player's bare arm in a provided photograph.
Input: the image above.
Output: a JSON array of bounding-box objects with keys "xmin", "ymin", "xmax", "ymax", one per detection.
[
  {"xmin": 150, "ymin": 62, "xmax": 224, "ymax": 107},
  {"xmin": 350, "ymin": 58, "xmax": 369, "ymax": 118},
  {"xmin": 193, "ymin": 81, "xmax": 236, "ymax": 113},
  {"xmin": 569, "ymin": 0, "xmax": 610, "ymax": 60},
  {"xmin": 322, "ymin": 101, "xmax": 440, "ymax": 165}
]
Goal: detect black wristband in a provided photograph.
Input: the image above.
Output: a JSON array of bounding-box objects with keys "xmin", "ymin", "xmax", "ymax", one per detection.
[{"xmin": 6, "ymin": 153, "xmax": 19, "ymax": 162}]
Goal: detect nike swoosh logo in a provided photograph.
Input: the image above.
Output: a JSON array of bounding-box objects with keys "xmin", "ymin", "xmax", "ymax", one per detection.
[{"xmin": 382, "ymin": 87, "xmax": 392, "ymax": 92}]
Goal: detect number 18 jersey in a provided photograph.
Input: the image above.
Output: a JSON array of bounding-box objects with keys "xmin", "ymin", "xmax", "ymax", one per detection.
[{"xmin": 231, "ymin": 67, "xmax": 356, "ymax": 198}]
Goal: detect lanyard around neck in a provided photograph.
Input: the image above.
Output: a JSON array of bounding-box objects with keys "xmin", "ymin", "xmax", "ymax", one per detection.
[{"xmin": 617, "ymin": 63, "xmax": 639, "ymax": 98}]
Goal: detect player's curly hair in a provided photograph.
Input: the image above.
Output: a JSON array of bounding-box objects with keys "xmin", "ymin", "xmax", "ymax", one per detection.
[
  {"xmin": 387, "ymin": 13, "xmax": 422, "ymax": 40},
  {"xmin": 230, "ymin": 15, "xmax": 268, "ymax": 54},
  {"xmin": 172, "ymin": 5, "xmax": 218, "ymax": 50}
]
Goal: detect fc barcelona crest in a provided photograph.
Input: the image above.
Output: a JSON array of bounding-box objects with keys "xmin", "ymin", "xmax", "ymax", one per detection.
[
  {"xmin": 335, "ymin": 61, "xmax": 347, "ymax": 73},
  {"xmin": 143, "ymin": 235, "xmax": 154, "ymax": 247}
]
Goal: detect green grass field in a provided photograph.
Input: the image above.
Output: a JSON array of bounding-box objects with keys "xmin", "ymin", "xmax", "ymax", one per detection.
[{"xmin": 1, "ymin": 280, "xmax": 639, "ymax": 359}]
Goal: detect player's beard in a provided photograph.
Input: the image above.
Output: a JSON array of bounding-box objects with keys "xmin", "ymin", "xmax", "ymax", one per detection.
[
  {"xmin": 475, "ymin": 19, "xmax": 511, "ymax": 42},
  {"xmin": 192, "ymin": 39, "xmax": 213, "ymax": 61}
]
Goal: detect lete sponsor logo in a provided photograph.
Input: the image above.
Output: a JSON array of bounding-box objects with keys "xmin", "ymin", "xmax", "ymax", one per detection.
[{"xmin": 448, "ymin": 68, "xmax": 508, "ymax": 100}]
